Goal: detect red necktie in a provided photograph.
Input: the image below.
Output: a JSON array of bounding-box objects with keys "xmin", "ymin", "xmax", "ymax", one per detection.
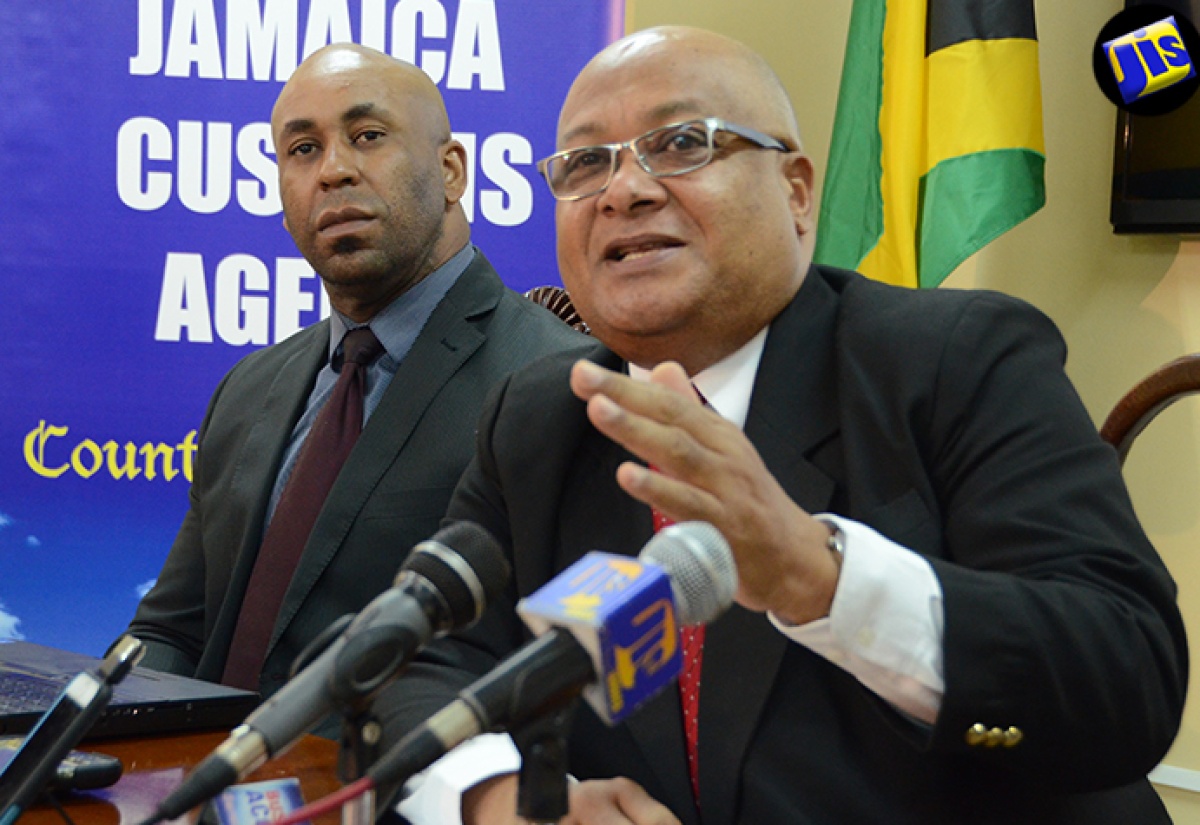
[
  {"xmin": 221, "ymin": 327, "xmax": 384, "ymax": 690},
  {"xmin": 652, "ymin": 501, "xmax": 704, "ymax": 809}
]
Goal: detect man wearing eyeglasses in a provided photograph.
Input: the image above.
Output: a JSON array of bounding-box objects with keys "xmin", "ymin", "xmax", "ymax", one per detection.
[{"xmin": 383, "ymin": 26, "xmax": 1185, "ymax": 825}]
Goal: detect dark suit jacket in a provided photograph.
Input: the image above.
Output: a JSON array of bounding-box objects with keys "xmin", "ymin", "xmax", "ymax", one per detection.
[
  {"xmin": 127, "ymin": 254, "xmax": 588, "ymax": 699},
  {"xmin": 382, "ymin": 265, "xmax": 1188, "ymax": 824}
]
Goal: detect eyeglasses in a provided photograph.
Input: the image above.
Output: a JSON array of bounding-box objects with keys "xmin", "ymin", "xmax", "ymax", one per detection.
[{"xmin": 537, "ymin": 117, "xmax": 791, "ymax": 201}]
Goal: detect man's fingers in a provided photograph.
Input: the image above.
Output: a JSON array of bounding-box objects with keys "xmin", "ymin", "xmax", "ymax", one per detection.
[
  {"xmin": 610, "ymin": 777, "xmax": 682, "ymax": 825},
  {"xmin": 615, "ymin": 461, "xmax": 722, "ymax": 525},
  {"xmin": 571, "ymin": 360, "xmax": 700, "ymax": 423},
  {"xmin": 563, "ymin": 778, "xmax": 682, "ymax": 825},
  {"xmin": 646, "ymin": 361, "xmax": 693, "ymax": 397},
  {"xmin": 586, "ymin": 393, "xmax": 707, "ymax": 473}
]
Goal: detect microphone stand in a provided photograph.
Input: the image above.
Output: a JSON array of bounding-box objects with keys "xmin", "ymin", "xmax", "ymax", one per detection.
[
  {"xmin": 512, "ymin": 701, "xmax": 577, "ymax": 825},
  {"xmin": 335, "ymin": 705, "xmax": 379, "ymax": 825},
  {"xmin": 288, "ymin": 615, "xmax": 379, "ymax": 825}
]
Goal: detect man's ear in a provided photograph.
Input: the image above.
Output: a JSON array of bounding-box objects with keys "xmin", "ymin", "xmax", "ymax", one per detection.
[
  {"xmin": 441, "ymin": 139, "xmax": 469, "ymax": 205},
  {"xmin": 782, "ymin": 152, "xmax": 816, "ymax": 237}
]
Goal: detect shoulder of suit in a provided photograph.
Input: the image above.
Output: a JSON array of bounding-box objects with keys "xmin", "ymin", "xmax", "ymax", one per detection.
[
  {"xmin": 814, "ymin": 264, "xmax": 1056, "ymax": 350},
  {"xmin": 442, "ymin": 257, "xmax": 589, "ymax": 342},
  {"xmin": 504, "ymin": 338, "xmax": 610, "ymax": 394},
  {"xmin": 197, "ymin": 319, "xmax": 328, "ymax": 415},
  {"xmin": 222, "ymin": 318, "xmax": 328, "ymax": 378}
]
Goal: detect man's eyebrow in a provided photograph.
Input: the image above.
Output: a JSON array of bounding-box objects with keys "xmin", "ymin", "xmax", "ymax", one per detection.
[
  {"xmin": 341, "ymin": 102, "xmax": 379, "ymax": 123},
  {"xmin": 647, "ymin": 100, "xmax": 705, "ymax": 123},
  {"xmin": 277, "ymin": 103, "xmax": 386, "ymax": 141},
  {"xmin": 560, "ymin": 121, "xmax": 602, "ymax": 146},
  {"xmin": 278, "ymin": 117, "xmax": 316, "ymax": 140},
  {"xmin": 559, "ymin": 100, "xmax": 705, "ymax": 147}
]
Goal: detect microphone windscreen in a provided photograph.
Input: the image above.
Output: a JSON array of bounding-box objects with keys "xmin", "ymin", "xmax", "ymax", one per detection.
[
  {"xmin": 403, "ymin": 522, "xmax": 510, "ymax": 627},
  {"xmin": 640, "ymin": 522, "xmax": 736, "ymax": 625}
]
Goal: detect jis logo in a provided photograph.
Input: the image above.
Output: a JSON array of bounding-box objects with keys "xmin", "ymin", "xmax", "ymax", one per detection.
[
  {"xmin": 1105, "ymin": 16, "xmax": 1196, "ymax": 103},
  {"xmin": 518, "ymin": 551, "xmax": 683, "ymax": 724}
]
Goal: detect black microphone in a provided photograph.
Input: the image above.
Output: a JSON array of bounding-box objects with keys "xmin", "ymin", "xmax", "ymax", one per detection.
[
  {"xmin": 143, "ymin": 522, "xmax": 509, "ymax": 825},
  {"xmin": 0, "ymin": 635, "xmax": 143, "ymax": 825},
  {"xmin": 367, "ymin": 521, "xmax": 736, "ymax": 789}
]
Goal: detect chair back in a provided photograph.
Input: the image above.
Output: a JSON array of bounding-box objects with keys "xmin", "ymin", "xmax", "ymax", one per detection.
[
  {"xmin": 524, "ymin": 285, "xmax": 590, "ymax": 334},
  {"xmin": 1100, "ymin": 354, "xmax": 1200, "ymax": 465}
]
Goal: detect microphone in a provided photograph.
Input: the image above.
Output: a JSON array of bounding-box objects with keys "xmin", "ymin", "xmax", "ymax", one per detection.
[
  {"xmin": 143, "ymin": 522, "xmax": 509, "ymax": 825},
  {"xmin": 0, "ymin": 635, "xmax": 143, "ymax": 825},
  {"xmin": 367, "ymin": 521, "xmax": 736, "ymax": 789}
]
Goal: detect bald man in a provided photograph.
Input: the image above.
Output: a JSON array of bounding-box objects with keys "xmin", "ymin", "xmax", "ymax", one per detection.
[
  {"xmin": 381, "ymin": 27, "xmax": 1186, "ymax": 825},
  {"xmin": 126, "ymin": 44, "xmax": 584, "ymax": 702}
]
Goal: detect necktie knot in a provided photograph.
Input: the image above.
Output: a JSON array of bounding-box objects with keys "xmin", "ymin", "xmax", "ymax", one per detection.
[{"xmin": 340, "ymin": 327, "xmax": 384, "ymax": 369}]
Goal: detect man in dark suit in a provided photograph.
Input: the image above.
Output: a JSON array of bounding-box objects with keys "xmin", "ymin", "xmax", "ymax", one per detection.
[
  {"xmin": 381, "ymin": 26, "xmax": 1188, "ymax": 825},
  {"xmin": 124, "ymin": 44, "xmax": 584, "ymax": 700}
]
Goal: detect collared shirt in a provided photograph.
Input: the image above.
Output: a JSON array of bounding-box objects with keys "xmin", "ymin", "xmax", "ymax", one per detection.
[{"xmin": 264, "ymin": 244, "xmax": 475, "ymax": 527}]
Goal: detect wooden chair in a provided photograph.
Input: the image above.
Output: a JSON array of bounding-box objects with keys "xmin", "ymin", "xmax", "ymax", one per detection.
[
  {"xmin": 524, "ymin": 285, "xmax": 590, "ymax": 334},
  {"xmin": 1100, "ymin": 354, "xmax": 1200, "ymax": 465}
]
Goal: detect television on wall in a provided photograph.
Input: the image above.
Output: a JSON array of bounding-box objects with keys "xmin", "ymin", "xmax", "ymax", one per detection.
[{"xmin": 1110, "ymin": 0, "xmax": 1200, "ymax": 233}]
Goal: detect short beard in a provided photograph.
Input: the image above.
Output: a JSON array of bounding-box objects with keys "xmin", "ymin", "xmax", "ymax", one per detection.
[{"xmin": 331, "ymin": 236, "xmax": 365, "ymax": 255}]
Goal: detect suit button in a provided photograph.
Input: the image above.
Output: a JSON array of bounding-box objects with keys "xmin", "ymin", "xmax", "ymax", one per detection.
[
  {"xmin": 1003, "ymin": 726, "xmax": 1024, "ymax": 748},
  {"xmin": 965, "ymin": 723, "xmax": 988, "ymax": 746},
  {"xmin": 985, "ymin": 727, "xmax": 1006, "ymax": 747}
]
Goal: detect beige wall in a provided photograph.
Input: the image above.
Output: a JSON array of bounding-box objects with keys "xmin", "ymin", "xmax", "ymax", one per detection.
[{"xmin": 625, "ymin": 1, "xmax": 1200, "ymax": 820}]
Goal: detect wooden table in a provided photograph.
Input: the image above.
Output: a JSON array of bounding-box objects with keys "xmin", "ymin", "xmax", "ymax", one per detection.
[{"xmin": 18, "ymin": 732, "xmax": 342, "ymax": 825}]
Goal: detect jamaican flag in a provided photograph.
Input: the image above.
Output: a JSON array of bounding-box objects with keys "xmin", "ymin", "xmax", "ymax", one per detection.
[{"xmin": 815, "ymin": 0, "xmax": 1045, "ymax": 288}]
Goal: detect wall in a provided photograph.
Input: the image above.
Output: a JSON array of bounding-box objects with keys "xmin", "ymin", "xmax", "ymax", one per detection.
[{"xmin": 625, "ymin": 0, "xmax": 1200, "ymax": 820}]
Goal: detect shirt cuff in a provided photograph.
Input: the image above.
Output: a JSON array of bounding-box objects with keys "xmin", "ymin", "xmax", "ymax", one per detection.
[
  {"xmin": 395, "ymin": 733, "xmax": 521, "ymax": 825},
  {"xmin": 769, "ymin": 514, "xmax": 946, "ymax": 724}
]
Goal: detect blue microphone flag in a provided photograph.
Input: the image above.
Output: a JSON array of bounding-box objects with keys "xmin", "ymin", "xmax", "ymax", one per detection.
[{"xmin": 517, "ymin": 551, "xmax": 680, "ymax": 725}]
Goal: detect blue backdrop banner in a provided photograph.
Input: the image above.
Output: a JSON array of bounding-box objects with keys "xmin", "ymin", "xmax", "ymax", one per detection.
[{"xmin": 0, "ymin": 0, "xmax": 621, "ymax": 654}]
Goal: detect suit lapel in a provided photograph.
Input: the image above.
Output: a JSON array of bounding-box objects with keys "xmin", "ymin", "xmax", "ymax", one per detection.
[
  {"xmin": 698, "ymin": 270, "xmax": 842, "ymax": 824},
  {"xmin": 270, "ymin": 257, "xmax": 504, "ymax": 650},
  {"xmin": 204, "ymin": 324, "xmax": 329, "ymax": 670}
]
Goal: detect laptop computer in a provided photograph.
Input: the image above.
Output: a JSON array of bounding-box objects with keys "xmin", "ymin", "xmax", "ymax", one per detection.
[{"xmin": 0, "ymin": 641, "xmax": 260, "ymax": 739}]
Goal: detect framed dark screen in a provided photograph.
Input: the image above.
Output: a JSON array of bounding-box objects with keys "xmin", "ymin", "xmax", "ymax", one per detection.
[{"xmin": 1111, "ymin": 0, "xmax": 1200, "ymax": 233}]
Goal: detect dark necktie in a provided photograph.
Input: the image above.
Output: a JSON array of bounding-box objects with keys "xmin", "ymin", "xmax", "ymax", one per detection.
[{"xmin": 221, "ymin": 327, "xmax": 385, "ymax": 690}]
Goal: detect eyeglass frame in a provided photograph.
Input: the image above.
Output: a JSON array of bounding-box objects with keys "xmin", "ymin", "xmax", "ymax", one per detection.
[{"xmin": 536, "ymin": 116, "xmax": 793, "ymax": 202}]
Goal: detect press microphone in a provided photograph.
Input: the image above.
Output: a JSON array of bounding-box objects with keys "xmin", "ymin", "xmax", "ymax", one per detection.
[
  {"xmin": 367, "ymin": 521, "xmax": 736, "ymax": 789},
  {"xmin": 0, "ymin": 635, "xmax": 143, "ymax": 825},
  {"xmin": 142, "ymin": 522, "xmax": 509, "ymax": 825}
]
